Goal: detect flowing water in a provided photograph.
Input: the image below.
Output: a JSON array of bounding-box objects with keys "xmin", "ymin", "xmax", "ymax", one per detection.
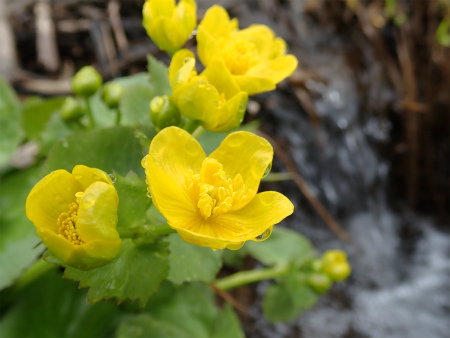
[{"xmin": 244, "ymin": 1, "xmax": 450, "ymax": 337}]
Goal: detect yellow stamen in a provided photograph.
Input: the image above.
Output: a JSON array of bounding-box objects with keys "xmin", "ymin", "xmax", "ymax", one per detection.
[
  {"xmin": 183, "ymin": 158, "xmax": 247, "ymax": 220},
  {"xmin": 221, "ymin": 39, "xmax": 259, "ymax": 75},
  {"xmin": 57, "ymin": 192, "xmax": 84, "ymax": 245}
]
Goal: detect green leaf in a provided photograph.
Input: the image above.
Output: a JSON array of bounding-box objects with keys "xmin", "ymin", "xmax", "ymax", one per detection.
[
  {"xmin": 114, "ymin": 172, "xmax": 152, "ymax": 237},
  {"xmin": 263, "ymin": 269, "xmax": 317, "ymax": 323},
  {"xmin": 211, "ymin": 304, "xmax": 245, "ymax": 338},
  {"xmin": 118, "ymin": 283, "xmax": 245, "ymax": 338},
  {"xmin": 40, "ymin": 112, "xmax": 72, "ymax": 154},
  {"xmin": 147, "ymin": 55, "xmax": 171, "ymax": 96},
  {"xmin": 0, "ymin": 269, "xmax": 120, "ymax": 338},
  {"xmin": 246, "ymin": 227, "xmax": 315, "ymax": 266},
  {"xmin": 0, "ymin": 166, "xmax": 42, "ymax": 289},
  {"xmin": 166, "ymin": 234, "xmax": 222, "ymax": 284},
  {"xmin": 117, "ymin": 314, "xmax": 189, "ymax": 338},
  {"xmin": 63, "ymin": 239, "xmax": 169, "ymax": 304},
  {"xmin": 43, "ymin": 126, "xmax": 145, "ymax": 178},
  {"xmin": 21, "ymin": 96, "xmax": 65, "ymax": 140},
  {"xmin": 0, "ymin": 76, "xmax": 22, "ymax": 167},
  {"xmin": 119, "ymin": 85, "xmax": 154, "ymax": 126}
]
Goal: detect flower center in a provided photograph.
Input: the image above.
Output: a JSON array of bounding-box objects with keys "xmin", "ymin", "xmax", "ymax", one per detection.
[
  {"xmin": 184, "ymin": 158, "xmax": 247, "ymax": 220},
  {"xmin": 221, "ymin": 39, "xmax": 259, "ymax": 75},
  {"xmin": 57, "ymin": 192, "xmax": 84, "ymax": 245}
]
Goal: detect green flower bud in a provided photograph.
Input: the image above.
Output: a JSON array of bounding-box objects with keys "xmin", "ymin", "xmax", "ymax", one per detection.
[
  {"xmin": 102, "ymin": 83, "xmax": 125, "ymax": 109},
  {"xmin": 321, "ymin": 250, "xmax": 351, "ymax": 282},
  {"xmin": 72, "ymin": 66, "xmax": 103, "ymax": 97},
  {"xmin": 150, "ymin": 95, "xmax": 181, "ymax": 131},
  {"xmin": 307, "ymin": 272, "xmax": 333, "ymax": 295},
  {"xmin": 60, "ymin": 97, "xmax": 85, "ymax": 121}
]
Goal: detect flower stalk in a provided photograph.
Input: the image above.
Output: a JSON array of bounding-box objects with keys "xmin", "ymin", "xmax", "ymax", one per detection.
[{"xmin": 213, "ymin": 264, "xmax": 289, "ymax": 291}]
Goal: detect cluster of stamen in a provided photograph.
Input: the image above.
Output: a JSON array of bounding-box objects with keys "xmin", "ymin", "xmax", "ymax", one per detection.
[
  {"xmin": 221, "ymin": 39, "xmax": 259, "ymax": 75},
  {"xmin": 57, "ymin": 192, "xmax": 84, "ymax": 245},
  {"xmin": 183, "ymin": 158, "xmax": 247, "ymax": 219}
]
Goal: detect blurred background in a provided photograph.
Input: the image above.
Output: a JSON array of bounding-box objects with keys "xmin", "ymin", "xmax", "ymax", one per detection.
[{"xmin": 1, "ymin": 0, "xmax": 449, "ymax": 337}]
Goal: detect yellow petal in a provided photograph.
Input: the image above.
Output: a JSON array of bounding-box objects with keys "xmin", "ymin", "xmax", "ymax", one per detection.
[
  {"xmin": 233, "ymin": 75, "xmax": 275, "ymax": 95},
  {"xmin": 199, "ymin": 5, "xmax": 235, "ymax": 39},
  {"xmin": 215, "ymin": 91, "xmax": 248, "ymax": 132},
  {"xmin": 173, "ymin": 76, "xmax": 220, "ymax": 129},
  {"xmin": 26, "ymin": 170, "xmax": 83, "ymax": 232},
  {"xmin": 148, "ymin": 17, "xmax": 185, "ymax": 53},
  {"xmin": 268, "ymin": 37, "xmax": 287, "ymax": 59},
  {"xmin": 237, "ymin": 24, "xmax": 275, "ymax": 59},
  {"xmin": 209, "ymin": 131, "xmax": 273, "ymax": 209},
  {"xmin": 71, "ymin": 165, "xmax": 112, "ymax": 190},
  {"xmin": 146, "ymin": 126, "xmax": 205, "ymax": 187},
  {"xmin": 38, "ymin": 228, "xmax": 121, "ymax": 270},
  {"xmin": 197, "ymin": 25, "xmax": 221, "ymax": 67},
  {"xmin": 213, "ymin": 191, "xmax": 294, "ymax": 240},
  {"xmin": 145, "ymin": 153, "xmax": 198, "ymax": 227},
  {"xmin": 173, "ymin": 0, "xmax": 197, "ymax": 36},
  {"xmin": 169, "ymin": 49, "xmax": 196, "ymax": 89},
  {"xmin": 201, "ymin": 59, "xmax": 240, "ymax": 99},
  {"xmin": 247, "ymin": 54, "xmax": 298, "ymax": 84},
  {"xmin": 144, "ymin": 0, "xmax": 175, "ymax": 20},
  {"xmin": 76, "ymin": 182, "xmax": 119, "ymax": 242}
]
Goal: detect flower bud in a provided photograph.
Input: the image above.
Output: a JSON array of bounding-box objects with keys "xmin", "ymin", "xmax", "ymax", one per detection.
[
  {"xmin": 60, "ymin": 97, "xmax": 85, "ymax": 121},
  {"xmin": 321, "ymin": 250, "xmax": 351, "ymax": 282},
  {"xmin": 142, "ymin": 0, "xmax": 197, "ymax": 54},
  {"xmin": 307, "ymin": 272, "xmax": 333, "ymax": 295},
  {"xmin": 102, "ymin": 83, "xmax": 125, "ymax": 109},
  {"xmin": 72, "ymin": 66, "xmax": 103, "ymax": 97},
  {"xmin": 150, "ymin": 95, "xmax": 181, "ymax": 131}
]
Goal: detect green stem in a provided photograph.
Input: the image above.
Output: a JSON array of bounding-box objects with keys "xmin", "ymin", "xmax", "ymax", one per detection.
[
  {"xmin": 115, "ymin": 108, "xmax": 121, "ymax": 125},
  {"xmin": 192, "ymin": 126, "xmax": 205, "ymax": 139},
  {"xmin": 214, "ymin": 264, "xmax": 289, "ymax": 291},
  {"xmin": 84, "ymin": 97, "xmax": 96, "ymax": 128},
  {"xmin": 261, "ymin": 172, "xmax": 292, "ymax": 182},
  {"xmin": 183, "ymin": 119, "xmax": 200, "ymax": 134},
  {"xmin": 148, "ymin": 223, "xmax": 176, "ymax": 237}
]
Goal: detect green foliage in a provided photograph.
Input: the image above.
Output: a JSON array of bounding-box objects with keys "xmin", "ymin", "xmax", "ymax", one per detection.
[
  {"xmin": 62, "ymin": 239, "xmax": 169, "ymax": 305},
  {"xmin": 43, "ymin": 126, "xmax": 146, "ymax": 178},
  {"xmin": 0, "ymin": 166, "xmax": 42, "ymax": 289},
  {"xmin": 114, "ymin": 171, "xmax": 152, "ymax": 237},
  {"xmin": 263, "ymin": 268, "xmax": 318, "ymax": 323},
  {"xmin": 147, "ymin": 55, "xmax": 172, "ymax": 96},
  {"xmin": 0, "ymin": 269, "xmax": 120, "ymax": 338},
  {"xmin": 120, "ymin": 85, "xmax": 154, "ymax": 126},
  {"xmin": 246, "ymin": 227, "xmax": 315, "ymax": 266},
  {"xmin": 0, "ymin": 77, "xmax": 22, "ymax": 167},
  {"xmin": 117, "ymin": 283, "xmax": 244, "ymax": 338},
  {"xmin": 166, "ymin": 234, "xmax": 222, "ymax": 284}
]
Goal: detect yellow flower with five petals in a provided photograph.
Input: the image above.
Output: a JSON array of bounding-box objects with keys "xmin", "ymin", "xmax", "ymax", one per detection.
[
  {"xmin": 169, "ymin": 49, "xmax": 248, "ymax": 132},
  {"xmin": 142, "ymin": 0, "xmax": 197, "ymax": 54},
  {"xmin": 197, "ymin": 5, "xmax": 298, "ymax": 95},
  {"xmin": 26, "ymin": 165, "xmax": 121, "ymax": 270},
  {"xmin": 142, "ymin": 126, "xmax": 294, "ymax": 250}
]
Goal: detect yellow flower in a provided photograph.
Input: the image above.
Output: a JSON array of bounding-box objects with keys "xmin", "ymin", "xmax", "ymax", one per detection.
[
  {"xmin": 26, "ymin": 165, "xmax": 121, "ymax": 270},
  {"xmin": 142, "ymin": 0, "xmax": 196, "ymax": 54},
  {"xmin": 169, "ymin": 49, "xmax": 248, "ymax": 132},
  {"xmin": 142, "ymin": 126, "xmax": 294, "ymax": 250},
  {"xmin": 197, "ymin": 5, "xmax": 298, "ymax": 95}
]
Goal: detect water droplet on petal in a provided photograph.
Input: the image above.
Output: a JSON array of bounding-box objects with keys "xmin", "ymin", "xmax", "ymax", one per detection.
[
  {"xmin": 141, "ymin": 155, "xmax": 148, "ymax": 168},
  {"xmin": 255, "ymin": 227, "xmax": 272, "ymax": 241},
  {"xmin": 81, "ymin": 194, "xmax": 96, "ymax": 209},
  {"xmin": 262, "ymin": 162, "xmax": 272, "ymax": 178},
  {"xmin": 108, "ymin": 173, "xmax": 116, "ymax": 183},
  {"xmin": 147, "ymin": 191, "xmax": 152, "ymax": 199}
]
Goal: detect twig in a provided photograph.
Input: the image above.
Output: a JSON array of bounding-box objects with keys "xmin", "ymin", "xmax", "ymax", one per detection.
[
  {"xmin": 35, "ymin": 0, "xmax": 60, "ymax": 72},
  {"xmin": 256, "ymin": 130, "xmax": 350, "ymax": 241},
  {"xmin": 0, "ymin": 0, "xmax": 19, "ymax": 79},
  {"xmin": 210, "ymin": 284, "xmax": 249, "ymax": 317}
]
